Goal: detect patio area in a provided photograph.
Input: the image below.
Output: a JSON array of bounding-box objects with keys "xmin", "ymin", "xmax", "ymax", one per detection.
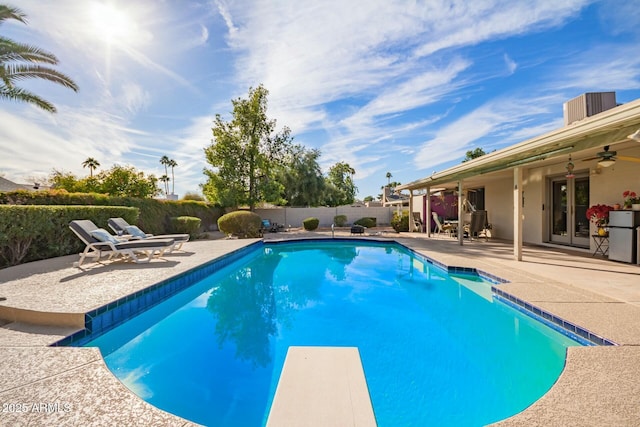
[{"xmin": 1, "ymin": 231, "xmax": 639, "ymax": 426}]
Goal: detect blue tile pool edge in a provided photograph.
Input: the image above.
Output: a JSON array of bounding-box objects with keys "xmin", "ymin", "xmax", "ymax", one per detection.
[
  {"xmin": 51, "ymin": 240, "xmax": 264, "ymax": 347},
  {"xmin": 50, "ymin": 236, "xmax": 615, "ymax": 348},
  {"xmin": 492, "ymin": 289, "xmax": 618, "ymax": 347}
]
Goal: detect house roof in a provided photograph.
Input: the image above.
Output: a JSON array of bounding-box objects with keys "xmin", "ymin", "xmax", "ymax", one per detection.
[
  {"xmin": 398, "ymin": 98, "xmax": 640, "ymax": 191},
  {"xmin": 0, "ymin": 176, "xmax": 32, "ymax": 192}
]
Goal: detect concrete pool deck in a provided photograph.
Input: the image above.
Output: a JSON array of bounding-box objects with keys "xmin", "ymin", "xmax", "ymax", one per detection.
[{"xmin": 0, "ymin": 231, "xmax": 639, "ymax": 425}]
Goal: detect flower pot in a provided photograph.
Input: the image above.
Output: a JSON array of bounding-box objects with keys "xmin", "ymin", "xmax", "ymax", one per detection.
[
  {"xmin": 597, "ymin": 227, "xmax": 608, "ymax": 237},
  {"xmin": 613, "ymin": 203, "xmax": 621, "ymax": 210}
]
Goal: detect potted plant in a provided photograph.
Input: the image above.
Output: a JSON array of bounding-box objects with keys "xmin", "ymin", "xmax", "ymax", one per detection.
[
  {"xmin": 622, "ymin": 190, "xmax": 640, "ymax": 210},
  {"xmin": 586, "ymin": 204, "xmax": 613, "ymax": 236}
]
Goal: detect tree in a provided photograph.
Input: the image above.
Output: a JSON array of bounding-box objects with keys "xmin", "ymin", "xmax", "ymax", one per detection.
[
  {"xmin": 0, "ymin": 5, "xmax": 78, "ymax": 112},
  {"xmin": 82, "ymin": 157, "xmax": 100, "ymax": 177},
  {"xmin": 324, "ymin": 162, "xmax": 357, "ymax": 206},
  {"xmin": 50, "ymin": 165, "xmax": 160, "ymax": 197},
  {"xmin": 159, "ymin": 175, "xmax": 170, "ymax": 197},
  {"xmin": 277, "ymin": 146, "xmax": 325, "ymax": 207},
  {"xmin": 98, "ymin": 165, "xmax": 160, "ymax": 198},
  {"xmin": 203, "ymin": 85, "xmax": 293, "ymax": 210},
  {"xmin": 462, "ymin": 147, "xmax": 486, "ymax": 162},
  {"xmin": 386, "ymin": 171, "xmax": 392, "ymax": 186},
  {"xmin": 167, "ymin": 159, "xmax": 177, "ymax": 195},
  {"xmin": 159, "ymin": 156, "xmax": 170, "ymax": 196},
  {"xmin": 363, "ymin": 195, "xmax": 374, "ymax": 202}
]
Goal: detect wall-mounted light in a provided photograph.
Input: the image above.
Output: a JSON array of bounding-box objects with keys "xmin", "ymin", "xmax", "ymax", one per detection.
[
  {"xmin": 598, "ymin": 158, "xmax": 615, "ymax": 167},
  {"xmin": 628, "ymin": 129, "xmax": 640, "ymax": 142},
  {"xmin": 565, "ymin": 155, "xmax": 575, "ymax": 178}
]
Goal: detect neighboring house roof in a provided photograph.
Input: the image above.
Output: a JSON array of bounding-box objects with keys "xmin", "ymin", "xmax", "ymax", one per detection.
[
  {"xmin": 398, "ymin": 97, "xmax": 640, "ymax": 191},
  {"xmin": 0, "ymin": 176, "xmax": 46, "ymax": 192}
]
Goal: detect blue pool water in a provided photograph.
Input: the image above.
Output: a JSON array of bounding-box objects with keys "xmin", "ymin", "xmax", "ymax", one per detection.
[{"xmin": 85, "ymin": 241, "xmax": 581, "ymax": 426}]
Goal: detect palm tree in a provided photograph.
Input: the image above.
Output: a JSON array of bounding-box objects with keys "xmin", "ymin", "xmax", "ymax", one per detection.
[
  {"xmin": 0, "ymin": 5, "xmax": 78, "ymax": 113},
  {"xmin": 167, "ymin": 159, "xmax": 177, "ymax": 195},
  {"xmin": 82, "ymin": 157, "xmax": 100, "ymax": 177},
  {"xmin": 159, "ymin": 175, "xmax": 170, "ymax": 198},
  {"xmin": 159, "ymin": 155, "xmax": 170, "ymax": 195},
  {"xmin": 386, "ymin": 171, "xmax": 392, "ymax": 186}
]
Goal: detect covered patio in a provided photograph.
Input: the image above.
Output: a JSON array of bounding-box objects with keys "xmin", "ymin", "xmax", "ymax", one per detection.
[{"xmin": 397, "ymin": 96, "xmax": 640, "ymax": 262}]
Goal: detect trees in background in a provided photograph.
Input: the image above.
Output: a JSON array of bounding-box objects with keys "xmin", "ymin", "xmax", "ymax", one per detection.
[
  {"xmin": 324, "ymin": 162, "xmax": 357, "ymax": 206},
  {"xmin": 277, "ymin": 146, "xmax": 325, "ymax": 207},
  {"xmin": 0, "ymin": 5, "xmax": 78, "ymax": 112},
  {"xmin": 82, "ymin": 157, "xmax": 100, "ymax": 177},
  {"xmin": 203, "ymin": 85, "xmax": 358, "ymax": 209},
  {"xmin": 203, "ymin": 85, "xmax": 293, "ymax": 210},
  {"xmin": 462, "ymin": 147, "xmax": 487, "ymax": 162},
  {"xmin": 49, "ymin": 165, "xmax": 160, "ymax": 198}
]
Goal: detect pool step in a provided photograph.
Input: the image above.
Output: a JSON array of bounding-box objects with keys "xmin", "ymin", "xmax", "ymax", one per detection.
[{"xmin": 266, "ymin": 346, "xmax": 377, "ymax": 427}]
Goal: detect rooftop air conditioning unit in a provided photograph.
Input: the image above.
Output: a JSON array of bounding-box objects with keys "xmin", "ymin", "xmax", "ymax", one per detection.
[{"xmin": 563, "ymin": 92, "xmax": 617, "ymax": 126}]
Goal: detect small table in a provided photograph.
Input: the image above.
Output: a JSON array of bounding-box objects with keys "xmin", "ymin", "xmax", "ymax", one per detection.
[{"xmin": 592, "ymin": 234, "xmax": 609, "ymax": 257}]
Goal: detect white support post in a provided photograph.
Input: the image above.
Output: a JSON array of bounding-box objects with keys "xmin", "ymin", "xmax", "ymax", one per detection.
[
  {"xmin": 458, "ymin": 180, "xmax": 464, "ymax": 245},
  {"xmin": 408, "ymin": 190, "xmax": 414, "ymax": 231},
  {"xmin": 426, "ymin": 187, "xmax": 431, "ymax": 237},
  {"xmin": 514, "ymin": 167, "xmax": 523, "ymax": 261}
]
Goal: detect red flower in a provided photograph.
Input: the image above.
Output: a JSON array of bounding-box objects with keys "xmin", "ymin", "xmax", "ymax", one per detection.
[{"xmin": 586, "ymin": 204, "xmax": 613, "ymax": 225}]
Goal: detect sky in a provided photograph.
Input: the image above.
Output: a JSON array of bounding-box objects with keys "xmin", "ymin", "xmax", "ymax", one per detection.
[{"xmin": 1, "ymin": 0, "xmax": 639, "ymax": 200}]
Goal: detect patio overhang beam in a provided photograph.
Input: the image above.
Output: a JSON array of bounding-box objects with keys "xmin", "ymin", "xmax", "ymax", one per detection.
[{"xmin": 397, "ymin": 98, "xmax": 640, "ymax": 192}]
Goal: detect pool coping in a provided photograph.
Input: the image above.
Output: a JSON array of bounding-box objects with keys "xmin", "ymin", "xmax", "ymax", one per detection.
[{"xmin": 1, "ymin": 235, "xmax": 639, "ymax": 426}]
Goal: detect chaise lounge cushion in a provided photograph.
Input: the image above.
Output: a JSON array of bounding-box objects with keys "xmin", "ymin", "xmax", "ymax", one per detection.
[
  {"xmin": 90, "ymin": 228, "xmax": 120, "ymax": 245},
  {"xmin": 124, "ymin": 225, "xmax": 148, "ymax": 239}
]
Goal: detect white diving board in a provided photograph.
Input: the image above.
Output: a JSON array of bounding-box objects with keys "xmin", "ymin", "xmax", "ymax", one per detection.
[{"xmin": 266, "ymin": 346, "xmax": 377, "ymax": 427}]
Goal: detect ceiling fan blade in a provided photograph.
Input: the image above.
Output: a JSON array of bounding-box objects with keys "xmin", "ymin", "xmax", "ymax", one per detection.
[
  {"xmin": 618, "ymin": 156, "xmax": 640, "ymax": 164},
  {"xmin": 581, "ymin": 156, "xmax": 599, "ymax": 162}
]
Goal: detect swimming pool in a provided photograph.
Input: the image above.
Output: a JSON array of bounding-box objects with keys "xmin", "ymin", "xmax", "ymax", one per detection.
[{"xmin": 85, "ymin": 240, "xmax": 582, "ymax": 426}]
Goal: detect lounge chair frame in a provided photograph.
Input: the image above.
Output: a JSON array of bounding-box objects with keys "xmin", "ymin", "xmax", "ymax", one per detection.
[
  {"xmin": 107, "ymin": 218, "xmax": 189, "ymax": 252},
  {"xmin": 69, "ymin": 220, "xmax": 175, "ymax": 267}
]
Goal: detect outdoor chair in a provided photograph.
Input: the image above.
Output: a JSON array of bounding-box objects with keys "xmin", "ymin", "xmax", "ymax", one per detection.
[
  {"xmin": 70, "ymin": 220, "xmax": 175, "ymax": 267},
  {"xmin": 412, "ymin": 212, "xmax": 423, "ymax": 232},
  {"xmin": 261, "ymin": 219, "xmax": 280, "ymax": 233},
  {"xmin": 463, "ymin": 210, "xmax": 490, "ymax": 241},
  {"xmin": 108, "ymin": 217, "xmax": 189, "ymax": 252},
  {"xmin": 351, "ymin": 225, "xmax": 365, "ymax": 235},
  {"xmin": 432, "ymin": 212, "xmax": 454, "ymax": 237}
]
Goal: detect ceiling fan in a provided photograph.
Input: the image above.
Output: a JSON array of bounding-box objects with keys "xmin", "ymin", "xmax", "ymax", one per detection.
[{"xmin": 581, "ymin": 145, "xmax": 640, "ymax": 167}]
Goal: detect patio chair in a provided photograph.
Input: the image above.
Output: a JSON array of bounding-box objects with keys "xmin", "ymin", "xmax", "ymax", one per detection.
[
  {"xmin": 432, "ymin": 212, "xmax": 454, "ymax": 237},
  {"xmin": 412, "ymin": 212, "xmax": 423, "ymax": 232},
  {"xmin": 108, "ymin": 217, "xmax": 189, "ymax": 252},
  {"xmin": 351, "ymin": 225, "xmax": 365, "ymax": 235},
  {"xmin": 261, "ymin": 219, "xmax": 280, "ymax": 233},
  {"xmin": 463, "ymin": 210, "xmax": 489, "ymax": 241},
  {"xmin": 70, "ymin": 220, "xmax": 175, "ymax": 267}
]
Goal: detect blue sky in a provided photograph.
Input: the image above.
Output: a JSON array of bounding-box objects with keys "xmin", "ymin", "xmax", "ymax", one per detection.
[{"xmin": 1, "ymin": 0, "xmax": 639, "ymax": 200}]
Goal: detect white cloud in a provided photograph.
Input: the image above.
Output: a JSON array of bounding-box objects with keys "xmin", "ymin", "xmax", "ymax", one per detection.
[{"xmin": 504, "ymin": 54, "xmax": 518, "ymax": 75}]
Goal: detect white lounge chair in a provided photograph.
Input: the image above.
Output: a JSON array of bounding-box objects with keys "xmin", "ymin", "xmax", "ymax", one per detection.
[
  {"xmin": 107, "ymin": 217, "xmax": 189, "ymax": 252},
  {"xmin": 432, "ymin": 212, "xmax": 454, "ymax": 237},
  {"xmin": 69, "ymin": 220, "xmax": 175, "ymax": 267}
]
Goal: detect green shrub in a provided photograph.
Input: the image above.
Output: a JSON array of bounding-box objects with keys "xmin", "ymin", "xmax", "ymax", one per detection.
[
  {"xmin": 0, "ymin": 189, "xmax": 222, "ymax": 236},
  {"xmin": 302, "ymin": 217, "xmax": 319, "ymax": 231},
  {"xmin": 333, "ymin": 214, "xmax": 347, "ymax": 227},
  {"xmin": 391, "ymin": 212, "xmax": 409, "ymax": 232},
  {"xmin": 0, "ymin": 205, "xmax": 138, "ymax": 267},
  {"xmin": 354, "ymin": 217, "xmax": 376, "ymax": 228},
  {"xmin": 217, "ymin": 211, "xmax": 262, "ymax": 238},
  {"xmin": 170, "ymin": 216, "xmax": 202, "ymax": 238}
]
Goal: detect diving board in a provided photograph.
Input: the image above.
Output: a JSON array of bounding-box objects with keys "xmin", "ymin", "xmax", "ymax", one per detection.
[{"xmin": 266, "ymin": 346, "xmax": 377, "ymax": 427}]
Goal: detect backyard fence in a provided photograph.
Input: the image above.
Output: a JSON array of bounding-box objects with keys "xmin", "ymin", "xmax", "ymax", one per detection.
[{"xmin": 254, "ymin": 206, "xmax": 394, "ymax": 228}]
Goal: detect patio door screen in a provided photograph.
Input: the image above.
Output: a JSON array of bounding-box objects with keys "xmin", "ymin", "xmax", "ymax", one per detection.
[{"xmin": 549, "ymin": 175, "xmax": 590, "ymax": 248}]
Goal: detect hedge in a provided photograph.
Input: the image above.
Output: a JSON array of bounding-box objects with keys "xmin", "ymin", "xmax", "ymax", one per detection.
[
  {"xmin": 0, "ymin": 190, "xmax": 221, "ymax": 235},
  {"xmin": 391, "ymin": 212, "xmax": 409, "ymax": 232},
  {"xmin": 217, "ymin": 211, "xmax": 262, "ymax": 238},
  {"xmin": 333, "ymin": 214, "xmax": 347, "ymax": 227},
  {"xmin": 170, "ymin": 216, "xmax": 202, "ymax": 238},
  {"xmin": 0, "ymin": 205, "xmax": 138, "ymax": 267},
  {"xmin": 302, "ymin": 217, "xmax": 319, "ymax": 231},
  {"xmin": 354, "ymin": 217, "xmax": 376, "ymax": 228}
]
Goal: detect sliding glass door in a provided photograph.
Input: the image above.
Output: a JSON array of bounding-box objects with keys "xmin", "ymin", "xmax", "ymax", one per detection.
[{"xmin": 549, "ymin": 175, "xmax": 590, "ymax": 247}]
